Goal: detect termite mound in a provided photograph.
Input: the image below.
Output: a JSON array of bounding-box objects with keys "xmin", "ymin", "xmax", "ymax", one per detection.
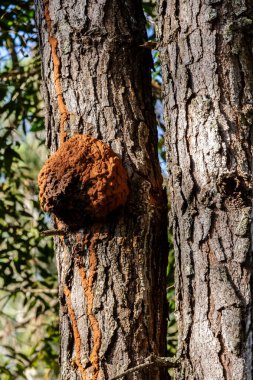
[{"xmin": 38, "ymin": 135, "xmax": 129, "ymax": 226}]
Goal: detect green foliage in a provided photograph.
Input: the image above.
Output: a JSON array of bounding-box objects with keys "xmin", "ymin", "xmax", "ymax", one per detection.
[
  {"xmin": 0, "ymin": 1, "xmax": 59, "ymax": 378},
  {"xmin": 143, "ymin": 0, "xmax": 157, "ymax": 23}
]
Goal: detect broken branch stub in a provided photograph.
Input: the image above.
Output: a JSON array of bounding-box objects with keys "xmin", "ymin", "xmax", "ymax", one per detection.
[{"xmin": 38, "ymin": 135, "xmax": 129, "ymax": 226}]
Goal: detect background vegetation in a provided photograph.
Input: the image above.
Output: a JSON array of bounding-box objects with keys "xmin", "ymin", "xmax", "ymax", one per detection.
[{"xmin": 0, "ymin": 0, "xmax": 176, "ymax": 378}]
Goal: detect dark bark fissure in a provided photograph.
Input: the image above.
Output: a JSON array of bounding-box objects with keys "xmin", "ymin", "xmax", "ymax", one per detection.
[
  {"xmin": 35, "ymin": 0, "xmax": 168, "ymax": 379},
  {"xmin": 159, "ymin": 0, "xmax": 253, "ymax": 378}
]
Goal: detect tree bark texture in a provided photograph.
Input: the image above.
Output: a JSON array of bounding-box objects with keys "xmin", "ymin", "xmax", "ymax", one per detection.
[
  {"xmin": 35, "ymin": 1, "xmax": 168, "ymax": 379},
  {"xmin": 159, "ymin": 0, "xmax": 253, "ymax": 379}
]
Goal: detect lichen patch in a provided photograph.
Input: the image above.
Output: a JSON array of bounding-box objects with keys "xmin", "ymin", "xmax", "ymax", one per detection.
[{"xmin": 38, "ymin": 134, "xmax": 129, "ymax": 226}]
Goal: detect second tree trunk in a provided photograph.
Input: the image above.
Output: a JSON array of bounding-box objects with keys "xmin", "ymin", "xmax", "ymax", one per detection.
[{"xmin": 159, "ymin": 0, "xmax": 253, "ymax": 378}]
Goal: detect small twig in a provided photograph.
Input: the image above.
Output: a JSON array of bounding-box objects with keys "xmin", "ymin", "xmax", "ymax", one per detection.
[
  {"xmin": 23, "ymin": 288, "xmax": 58, "ymax": 294},
  {"xmin": 0, "ymin": 287, "xmax": 58, "ymax": 295},
  {"xmin": 167, "ymin": 283, "xmax": 175, "ymax": 291},
  {"xmin": 109, "ymin": 354, "xmax": 180, "ymax": 380},
  {"xmin": 41, "ymin": 229, "xmax": 66, "ymax": 237},
  {"xmin": 139, "ymin": 41, "xmax": 158, "ymax": 50}
]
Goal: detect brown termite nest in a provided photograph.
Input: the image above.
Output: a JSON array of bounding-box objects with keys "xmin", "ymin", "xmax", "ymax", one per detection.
[{"xmin": 38, "ymin": 135, "xmax": 129, "ymax": 226}]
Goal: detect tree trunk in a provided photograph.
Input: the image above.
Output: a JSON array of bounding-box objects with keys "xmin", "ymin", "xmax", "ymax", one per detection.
[
  {"xmin": 35, "ymin": 0, "xmax": 168, "ymax": 379},
  {"xmin": 158, "ymin": 0, "xmax": 253, "ymax": 379}
]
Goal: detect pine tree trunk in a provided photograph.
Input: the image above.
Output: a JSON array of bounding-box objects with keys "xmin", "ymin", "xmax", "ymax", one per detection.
[
  {"xmin": 35, "ymin": 0, "xmax": 168, "ymax": 379},
  {"xmin": 158, "ymin": 0, "xmax": 253, "ymax": 378}
]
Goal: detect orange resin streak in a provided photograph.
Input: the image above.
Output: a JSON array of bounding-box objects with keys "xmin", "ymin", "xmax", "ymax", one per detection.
[
  {"xmin": 78, "ymin": 233, "xmax": 101, "ymax": 380},
  {"xmin": 44, "ymin": 0, "xmax": 69, "ymax": 145},
  {"xmin": 64, "ymin": 286, "xmax": 86, "ymax": 380}
]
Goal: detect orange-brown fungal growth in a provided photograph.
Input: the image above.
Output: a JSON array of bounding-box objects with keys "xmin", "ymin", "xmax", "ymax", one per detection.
[{"xmin": 38, "ymin": 135, "xmax": 129, "ymax": 226}]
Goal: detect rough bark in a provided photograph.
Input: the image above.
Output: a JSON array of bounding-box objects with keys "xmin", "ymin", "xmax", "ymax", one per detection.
[
  {"xmin": 158, "ymin": 0, "xmax": 253, "ymax": 379},
  {"xmin": 35, "ymin": 0, "xmax": 168, "ymax": 379}
]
